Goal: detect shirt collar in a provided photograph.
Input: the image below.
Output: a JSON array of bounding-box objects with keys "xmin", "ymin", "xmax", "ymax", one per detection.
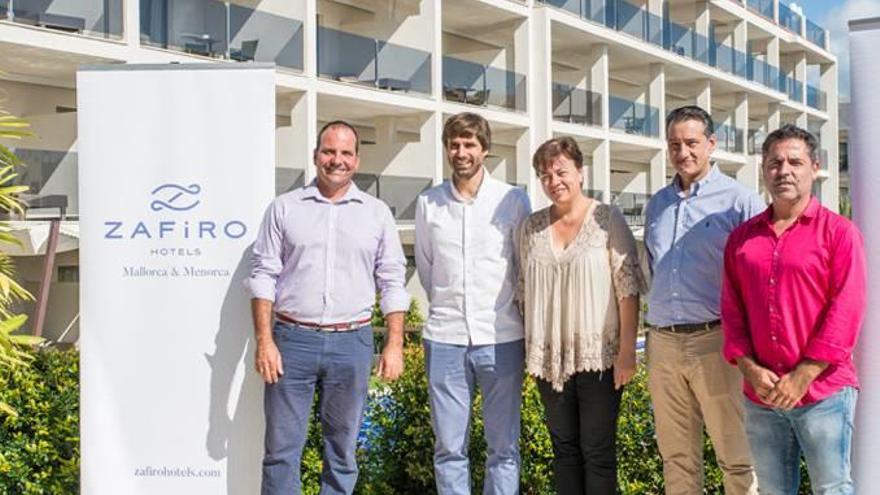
[
  {"xmin": 301, "ymin": 179, "xmax": 365, "ymax": 204},
  {"xmin": 447, "ymin": 167, "xmax": 490, "ymax": 204},
  {"xmin": 760, "ymin": 196, "xmax": 820, "ymax": 227},
  {"xmin": 674, "ymin": 163, "xmax": 720, "ymax": 198}
]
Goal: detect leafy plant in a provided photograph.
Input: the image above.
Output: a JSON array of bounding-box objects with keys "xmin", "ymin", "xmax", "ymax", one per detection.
[{"xmin": 0, "ymin": 100, "xmax": 37, "ymax": 417}]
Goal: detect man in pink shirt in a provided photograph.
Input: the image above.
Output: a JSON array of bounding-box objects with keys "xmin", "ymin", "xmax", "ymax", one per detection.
[{"xmin": 721, "ymin": 124, "xmax": 867, "ymax": 494}]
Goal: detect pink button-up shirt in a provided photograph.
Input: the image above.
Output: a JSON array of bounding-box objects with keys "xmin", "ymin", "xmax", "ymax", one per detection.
[{"xmin": 721, "ymin": 197, "xmax": 867, "ymax": 407}]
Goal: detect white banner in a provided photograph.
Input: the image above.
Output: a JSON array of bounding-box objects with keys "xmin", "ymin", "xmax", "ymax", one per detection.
[
  {"xmin": 849, "ymin": 17, "xmax": 880, "ymax": 489},
  {"xmin": 77, "ymin": 65, "xmax": 275, "ymax": 494}
]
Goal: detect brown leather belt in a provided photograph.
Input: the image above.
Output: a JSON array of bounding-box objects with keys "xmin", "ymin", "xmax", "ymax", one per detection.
[
  {"xmin": 653, "ymin": 319, "xmax": 721, "ymax": 334},
  {"xmin": 275, "ymin": 312, "xmax": 371, "ymax": 332}
]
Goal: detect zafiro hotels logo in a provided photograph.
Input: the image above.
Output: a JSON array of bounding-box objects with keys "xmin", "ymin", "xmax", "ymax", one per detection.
[{"xmin": 103, "ymin": 183, "xmax": 247, "ymax": 240}]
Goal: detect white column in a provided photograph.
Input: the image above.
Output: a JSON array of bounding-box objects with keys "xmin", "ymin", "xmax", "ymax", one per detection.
[
  {"xmin": 819, "ymin": 61, "xmax": 839, "ymax": 212},
  {"xmin": 515, "ymin": 14, "xmax": 531, "ymax": 114},
  {"xmin": 529, "ymin": 7, "xmax": 552, "ymax": 146},
  {"xmin": 291, "ymin": 91, "xmax": 318, "ymax": 183},
  {"xmin": 849, "ymin": 17, "xmax": 880, "ymax": 489},
  {"xmin": 695, "ymin": 1, "xmax": 711, "ymax": 38},
  {"xmin": 734, "ymin": 92, "xmax": 748, "ymax": 153},
  {"xmin": 123, "ymin": 0, "xmax": 139, "ymax": 47},
  {"xmin": 589, "ymin": 44, "xmax": 610, "ymax": 129},
  {"xmin": 592, "ymin": 139, "xmax": 611, "ymax": 203},
  {"xmin": 697, "ymin": 79, "xmax": 711, "ymax": 113},
  {"xmin": 649, "ymin": 63, "xmax": 666, "ymax": 140},
  {"xmin": 431, "ymin": 0, "xmax": 442, "ymax": 102},
  {"xmin": 304, "ymin": 0, "xmax": 318, "ymax": 78},
  {"xmin": 430, "ymin": 111, "xmax": 445, "ymax": 186},
  {"xmin": 650, "ymin": 150, "xmax": 667, "ymax": 194},
  {"xmin": 796, "ymin": 53, "xmax": 808, "ymax": 106},
  {"xmin": 768, "ymin": 102, "xmax": 781, "ymax": 130}
]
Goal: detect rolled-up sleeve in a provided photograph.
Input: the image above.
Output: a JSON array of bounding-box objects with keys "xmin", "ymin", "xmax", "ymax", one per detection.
[
  {"xmin": 721, "ymin": 229, "xmax": 754, "ymax": 364},
  {"xmin": 803, "ymin": 223, "xmax": 867, "ymax": 365},
  {"xmin": 245, "ymin": 200, "xmax": 284, "ymax": 301},
  {"xmin": 375, "ymin": 206, "xmax": 410, "ymax": 315}
]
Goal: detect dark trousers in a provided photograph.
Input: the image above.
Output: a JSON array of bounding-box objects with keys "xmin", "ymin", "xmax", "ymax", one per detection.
[{"xmin": 537, "ymin": 369, "xmax": 622, "ymax": 495}]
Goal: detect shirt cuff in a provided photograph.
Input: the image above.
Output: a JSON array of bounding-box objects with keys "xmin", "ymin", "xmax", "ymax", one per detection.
[
  {"xmin": 722, "ymin": 341, "xmax": 752, "ymax": 366},
  {"xmin": 379, "ymin": 289, "xmax": 410, "ymax": 316},
  {"xmin": 803, "ymin": 338, "xmax": 850, "ymax": 365},
  {"xmin": 244, "ymin": 277, "xmax": 276, "ymax": 302}
]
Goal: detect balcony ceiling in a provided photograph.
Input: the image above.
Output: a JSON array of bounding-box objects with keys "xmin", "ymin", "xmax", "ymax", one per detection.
[
  {"xmin": 443, "ymin": 0, "xmax": 524, "ymax": 47},
  {"xmin": 318, "ymin": 93, "xmax": 429, "ymax": 129},
  {"xmin": 0, "ymin": 42, "xmax": 116, "ymax": 87}
]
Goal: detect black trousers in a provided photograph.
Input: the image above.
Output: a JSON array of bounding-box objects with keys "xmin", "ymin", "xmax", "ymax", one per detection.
[{"xmin": 537, "ymin": 369, "xmax": 622, "ymax": 495}]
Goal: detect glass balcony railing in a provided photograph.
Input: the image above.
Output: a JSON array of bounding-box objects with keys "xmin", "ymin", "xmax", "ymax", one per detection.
[
  {"xmin": 318, "ymin": 27, "xmax": 431, "ymax": 95},
  {"xmin": 778, "ymin": 2, "xmax": 802, "ymax": 35},
  {"xmin": 609, "ymin": 95, "xmax": 660, "ymax": 138},
  {"xmin": 806, "ymin": 19, "xmax": 826, "ymax": 48},
  {"xmin": 276, "ymin": 168, "xmax": 305, "ymax": 196},
  {"xmin": 7, "ymin": 148, "xmax": 78, "ymax": 218},
  {"xmin": 140, "ymin": 0, "xmax": 304, "ymax": 71},
  {"xmin": 748, "ymin": 129, "xmax": 766, "ymax": 155},
  {"xmin": 605, "ymin": 0, "xmax": 663, "ymax": 47},
  {"xmin": 3, "ymin": 0, "xmax": 122, "ymax": 39},
  {"xmin": 443, "ymin": 57, "xmax": 526, "ymax": 112},
  {"xmin": 807, "ymin": 85, "xmax": 827, "ymax": 111},
  {"xmin": 352, "ymin": 173, "xmax": 432, "ymax": 222},
  {"xmin": 539, "ymin": 0, "xmax": 607, "ymax": 24},
  {"xmin": 611, "ymin": 192, "xmax": 650, "ymax": 228},
  {"xmin": 715, "ymin": 124, "xmax": 744, "ymax": 153},
  {"xmin": 746, "ymin": 0, "xmax": 773, "ymax": 20},
  {"xmin": 747, "ymin": 56, "xmax": 779, "ymax": 89},
  {"xmin": 584, "ymin": 188, "xmax": 606, "ymax": 202},
  {"xmin": 778, "ymin": 74, "xmax": 803, "ymax": 102},
  {"xmin": 552, "ymin": 84, "xmax": 603, "ymax": 127}
]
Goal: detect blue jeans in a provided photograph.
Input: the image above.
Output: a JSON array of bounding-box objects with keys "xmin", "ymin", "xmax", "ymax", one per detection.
[
  {"xmin": 424, "ymin": 338, "xmax": 525, "ymax": 495},
  {"xmin": 744, "ymin": 387, "xmax": 857, "ymax": 495},
  {"xmin": 261, "ymin": 322, "xmax": 374, "ymax": 495}
]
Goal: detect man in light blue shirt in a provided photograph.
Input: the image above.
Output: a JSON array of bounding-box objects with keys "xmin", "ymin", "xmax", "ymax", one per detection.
[
  {"xmin": 644, "ymin": 106, "xmax": 764, "ymax": 495},
  {"xmin": 246, "ymin": 120, "xmax": 409, "ymax": 495}
]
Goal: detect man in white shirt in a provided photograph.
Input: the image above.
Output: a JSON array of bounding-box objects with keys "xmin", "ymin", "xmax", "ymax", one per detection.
[{"xmin": 415, "ymin": 112, "xmax": 531, "ymax": 494}]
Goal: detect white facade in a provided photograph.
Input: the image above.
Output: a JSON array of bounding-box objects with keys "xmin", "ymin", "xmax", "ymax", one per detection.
[{"xmin": 0, "ymin": 0, "xmax": 838, "ymax": 341}]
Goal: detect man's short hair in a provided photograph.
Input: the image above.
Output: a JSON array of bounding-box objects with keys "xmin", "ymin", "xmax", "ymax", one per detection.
[
  {"xmin": 442, "ymin": 112, "xmax": 491, "ymax": 151},
  {"xmin": 761, "ymin": 124, "xmax": 819, "ymax": 163},
  {"xmin": 315, "ymin": 120, "xmax": 360, "ymax": 155},
  {"xmin": 666, "ymin": 105, "xmax": 714, "ymax": 138},
  {"xmin": 532, "ymin": 136, "xmax": 584, "ymax": 175}
]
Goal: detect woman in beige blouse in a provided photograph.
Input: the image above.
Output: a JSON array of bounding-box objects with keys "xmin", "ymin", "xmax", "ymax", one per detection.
[{"xmin": 517, "ymin": 137, "xmax": 645, "ymax": 495}]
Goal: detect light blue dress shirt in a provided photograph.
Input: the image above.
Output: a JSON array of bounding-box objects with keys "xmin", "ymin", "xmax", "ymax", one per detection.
[
  {"xmin": 245, "ymin": 181, "xmax": 410, "ymax": 323},
  {"xmin": 644, "ymin": 165, "xmax": 765, "ymax": 326}
]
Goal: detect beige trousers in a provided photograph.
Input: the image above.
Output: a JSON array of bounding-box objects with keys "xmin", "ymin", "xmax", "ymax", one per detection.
[{"xmin": 647, "ymin": 326, "xmax": 758, "ymax": 495}]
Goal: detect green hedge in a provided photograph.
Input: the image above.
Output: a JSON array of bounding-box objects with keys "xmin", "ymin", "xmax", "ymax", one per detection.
[
  {"xmin": 1, "ymin": 345, "xmax": 812, "ymax": 494},
  {"xmin": 0, "ymin": 349, "xmax": 79, "ymax": 495}
]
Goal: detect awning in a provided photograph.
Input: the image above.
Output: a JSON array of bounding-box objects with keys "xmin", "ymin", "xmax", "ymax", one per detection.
[{"xmin": 1, "ymin": 221, "xmax": 79, "ymax": 256}]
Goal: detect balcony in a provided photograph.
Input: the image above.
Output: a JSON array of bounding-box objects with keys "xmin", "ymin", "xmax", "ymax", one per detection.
[
  {"xmin": 667, "ymin": 20, "xmax": 711, "ymax": 64},
  {"xmin": 140, "ymin": 0, "xmax": 304, "ymax": 71},
  {"xmin": 748, "ymin": 129, "xmax": 766, "ymax": 155},
  {"xmin": 611, "ymin": 192, "xmax": 650, "ymax": 228},
  {"xmin": 715, "ymin": 124, "xmax": 744, "ymax": 153},
  {"xmin": 2, "ymin": 0, "xmax": 122, "ymax": 39},
  {"xmin": 609, "ymin": 95, "xmax": 660, "ymax": 138},
  {"xmin": 746, "ymin": 0, "xmax": 773, "ymax": 20},
  {"xmin": 442, "ymin": 57, "xmax": 526, "ymax": 112},
  {"xmin": 806, "ymin": 84, "xmax": 827, "ymax": 111},
  {"xmin": 552, "ymin": 84, "xmax": 602, "ymax": 127},
  {"xmin": 778, "ymin": 2, "xmax": 802, "ymax": 35},
  {"xmin": 608, "ymin": 0, "xmax": 663, "ymax": 47},
  {"xmin": 712, "ymin": 42, "xmax": 748, "ymax": 79},
  {"xmin": 352, "ymin": 173, "xmax": 432, "ymax": 222},
  {"xmin": 747, "ymin": 55, "xmax": 780, "ymax": 89},
  {"xmin": 317, "ymin": 27, "xmax": 431, "ymax": 95},
  {"xmin": 778, "ymin": 73, "xmax": 803, "ymax": 103},
  {"xmin": 806, "ymin": 19, "xmax": 826, "ymax": 48},
  {"xmin": 539, "ymin": 0, "xmax": 605, "ymax": 24}
]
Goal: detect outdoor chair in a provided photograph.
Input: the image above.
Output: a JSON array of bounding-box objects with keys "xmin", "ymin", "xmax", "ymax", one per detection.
[{"xmin": 230, "ymin": 39, "xmax": 259, "ymax": 62}]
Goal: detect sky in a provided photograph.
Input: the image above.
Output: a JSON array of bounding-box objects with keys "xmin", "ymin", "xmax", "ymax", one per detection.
[{"xmin": 793, "ymin": 0, "xmax": 880, "ymax": 99}]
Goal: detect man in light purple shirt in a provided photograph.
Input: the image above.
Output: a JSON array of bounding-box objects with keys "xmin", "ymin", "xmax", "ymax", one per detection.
[{"xmin": 245, "ymin": 120, "xmax": 410, "ymax": 495}]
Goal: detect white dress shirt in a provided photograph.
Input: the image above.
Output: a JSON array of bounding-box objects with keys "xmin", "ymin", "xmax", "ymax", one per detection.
[{"xmin": 415, "ymin": 170, "xmax": 531, "ymax": 345}]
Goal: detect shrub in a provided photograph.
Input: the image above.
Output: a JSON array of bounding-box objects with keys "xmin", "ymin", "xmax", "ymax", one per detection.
[{"xmin": 0, "ymin": 349, "xmax": 79, "ymax": 494}]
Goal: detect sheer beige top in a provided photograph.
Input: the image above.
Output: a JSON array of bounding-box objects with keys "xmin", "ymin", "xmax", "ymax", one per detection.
[{"xmin": 516, "ymin": 201, "xmax": 646, "ymax": 391}]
